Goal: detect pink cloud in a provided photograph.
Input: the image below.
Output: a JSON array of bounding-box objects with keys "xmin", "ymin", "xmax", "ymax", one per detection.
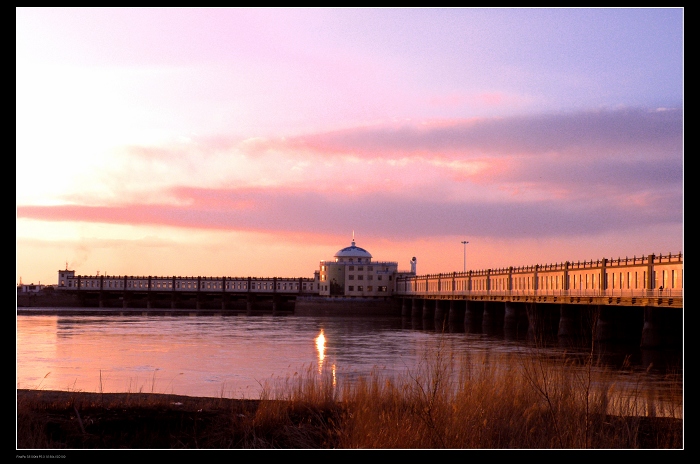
[
  {"xmin": 233, "ymin": 107, "xmax": 681, "ymax": 161},
  {"xmin": 17, "ymin": 181, "xmax": 682, "ymax": 241}
]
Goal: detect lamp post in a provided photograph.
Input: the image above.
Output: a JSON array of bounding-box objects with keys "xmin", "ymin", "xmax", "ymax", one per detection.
[{"xmin": 461, "ymin": 241, "xmax": 469, "ymax": 272}]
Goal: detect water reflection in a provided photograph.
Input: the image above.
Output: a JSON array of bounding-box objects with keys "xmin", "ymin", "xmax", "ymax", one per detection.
[
  {"xmin": 316, "ymin": 329, "xmax": 325, "ymax": 373},
  {"xmin": 16, "ymin": 312, "xmax": 682, "ymax": 416}
]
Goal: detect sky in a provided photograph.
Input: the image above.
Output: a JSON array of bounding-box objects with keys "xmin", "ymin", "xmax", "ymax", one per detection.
[{"xmin": 16, "ymin": 8, "xmax": 683, "ymax": 286}]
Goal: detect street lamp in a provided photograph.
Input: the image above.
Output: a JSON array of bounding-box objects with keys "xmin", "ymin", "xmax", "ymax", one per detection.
[{"xmin": 461, "ymin": 241, "xmax": 469, "ymax": 272}]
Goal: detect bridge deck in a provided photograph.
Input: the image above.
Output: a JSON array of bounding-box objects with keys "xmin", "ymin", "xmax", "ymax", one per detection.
[{"xmin": 397, "ymin": 291, "xmax": 682, "ymax": 308}]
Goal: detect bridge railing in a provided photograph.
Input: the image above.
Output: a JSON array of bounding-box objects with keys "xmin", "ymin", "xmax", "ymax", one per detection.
[{"xmin": 396, "ymin": 288, "xmax": 683, "ymax": 299}]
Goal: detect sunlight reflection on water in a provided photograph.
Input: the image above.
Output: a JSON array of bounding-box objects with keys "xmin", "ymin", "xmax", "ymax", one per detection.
[{"xmin": 16, "ymin": 311, "xmax": 682, "ymax": 416}]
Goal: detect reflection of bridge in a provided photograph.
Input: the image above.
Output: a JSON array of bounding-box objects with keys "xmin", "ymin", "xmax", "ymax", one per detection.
[{"xmin": 394, "ymin": 253, "xmax": 682, "ymax": 348}]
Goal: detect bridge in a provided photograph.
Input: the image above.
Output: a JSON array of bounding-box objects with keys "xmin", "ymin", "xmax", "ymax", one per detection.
[
  {"xmin": 394, "ymin": 252, "xmax": 682, "ymax": 348},
  {"xmin": 43, "ymin": 251, "xmax": 682, "ymax": 347},
  {"xmin": 52, "ymin": 274, "xmax": 318, "ymax": 313}
]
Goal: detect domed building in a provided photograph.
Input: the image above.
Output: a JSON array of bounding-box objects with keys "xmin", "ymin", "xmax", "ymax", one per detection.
[{"xmin": 318, "ymin": 236, "xmax": 413, "ymax": 298}]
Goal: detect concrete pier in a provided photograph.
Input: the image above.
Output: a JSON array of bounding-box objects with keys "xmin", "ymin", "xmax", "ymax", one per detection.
[
  {"xmin": 422, "ymin": 299, "xmax": 433, "ymax": 320},
  {"xmin": 401, "ymin": 299, "xmax": 410, "ymax": 317},
  {"xmin": 482, "ymin": 302, "xmax": 504, "ymax": 335},
  {"xmin": 434, "ymin": 300, "xmax": 445, "ymax": 323},
  {"xmin": 448, "ymin": 300, "xmax": 465, "ymax": 323},
  {"xmin": 411, "ymin": 298, "xmax": 421, "ymax": 318},
  {"xmin": 557, "ymin": 304, "xmax": 578, "ymax": 339},
  {"xmin": 504, "ymin": 301, "xmax": 528, "ymax": 338},
  {"xmin": 464, "ymin": 300, "xmax": 483, "ymax": 333},
  {"xmin": 641, "ymin": 307, "xmax": 663, "ymax": 348}
]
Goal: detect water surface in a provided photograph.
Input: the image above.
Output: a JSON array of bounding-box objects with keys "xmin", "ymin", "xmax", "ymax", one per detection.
[{"xmin": 16, "ymin": 309, "xmax": 682, "ymax": 417}]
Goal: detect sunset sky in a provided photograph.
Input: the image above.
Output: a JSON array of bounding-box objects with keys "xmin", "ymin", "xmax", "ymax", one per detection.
[{"xmin": 16, "ymin": 8, "xmax": 683, "ymax": 286}]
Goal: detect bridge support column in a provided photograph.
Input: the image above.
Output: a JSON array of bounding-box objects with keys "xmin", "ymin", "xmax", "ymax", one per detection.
[
  {"xmin": 641, "ymin": 307, "xmax": 663, "ymax": 348},
  {"xmin": 464, "ymin": 300, "xmax": 483, "ymax": 333},
  {"xmin": 504, "ymin": 301, "xmax": 527, "ymax": 338},
  {"xmin": 272, "ymin": 295, "xmax": 280, "ymax": 315},
  {"xmin": 171, "ymin": 294, "xmax": 177, "ymax": 309},
  {"xmin": 448, "ymin": 300, "xmax": 465, "ymax": 323},
  {"xmin": 482, "ymin": 302, "xmax": 504, "ymax": 335},
  {"xmin": 147, "ymin": 294, "xmax": 152, "ymax": 309},
  {"xmin": 401, "ymin": 299, "xmax": 410, "ymax": 317},
  {"xmin": 411, "ymin": 299, "xmax": 421, "ymax": 318},
  {"xmin": 434, "ymin": 300, "xmax": 445, "ymax": 323},
  {"xmin": 422, "ymin": 299, "xmax": 433, "ymax": 320},
  {"xmin": 122, "ymin": 296, "xmax": 128, "ymax": 309},
  {"xmin": 557, "ymin": 304, "xmax": 578, "ymax": 340},
  {"xmin": 246, "ymin": 294, "xmax": 256, "ymax": 315},
  {"xmin": 594, "ymin": 306, "xmax": 616, "ymax": 343},
  {"xmin": 99, "ymin": 292, "xmax": 104, "ymax": 308},
  {"xmin": 526, "ymin": 303, "xmax": 559, "ymax": 341}
]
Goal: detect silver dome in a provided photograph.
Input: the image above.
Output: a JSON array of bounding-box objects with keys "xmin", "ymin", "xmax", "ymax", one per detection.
[{"xmin": 334, "ymin": 240, "xmax": 372, "ymax": 259}]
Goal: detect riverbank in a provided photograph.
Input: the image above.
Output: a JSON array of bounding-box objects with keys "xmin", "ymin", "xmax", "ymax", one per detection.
[{"xmin": 17, "ymin": 385, "xmax": 683, "ymax": 449}]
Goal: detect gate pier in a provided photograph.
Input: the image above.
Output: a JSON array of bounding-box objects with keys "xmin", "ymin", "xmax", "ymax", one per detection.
[
  {"xmin": 411, "ymin": 298, "xmax": 421, "ymax": 318},
  {"xmin": 504, "ymin": 301, "xmax": 528, "ymax": 338},
  {"xmin": 464, "ymin": 300, "xmax": 483, "ymax": 333},
  {"xmin": 422, "ymin": 299, "xmax": 433, "ymax": 320},
  {"xmin": 448, "ymin": 300, "xmax": 465, "ymax": 323},
  {"xmin": 482, "ymin": 302, "xmax": 504, "ymax": 335}
]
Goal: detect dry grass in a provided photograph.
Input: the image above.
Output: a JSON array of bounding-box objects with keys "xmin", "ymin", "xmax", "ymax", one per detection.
[{"xmin": 17, "ymin": 344, "xmax": 682, "ymax": 449}]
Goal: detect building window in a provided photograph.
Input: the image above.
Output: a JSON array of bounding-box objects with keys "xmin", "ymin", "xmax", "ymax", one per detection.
[
  {"xmin": 358, "ymin": 275, "xmax": 364, "ymax": 280},
  {"xmin": 358, "ymin": 286, "xmax": 363, "ymax": 291},
  {"xmin": 349, "ymin": 266, "xmax": 355, "ymax": 271},
  {"xmin": 379, "ymin": 286, "xmax": 387, "ymax": 292},
  {"xmin": 367, "ymin": 286, "xmax": 373, "ymax": 291},
  {"xmin": 378, "ymin": 275, "xmax": 382, "ymax": 280},
  {"xmin": 358, "ymin": 266, "xmax": 364, "ymax": 271},
  {"xmin": 349, "ymin": 275, "xmax": 355, "ymax": 280},
  {"xmin": 348, "ymin": 286, "xmax": 354, "ymax": 291}
]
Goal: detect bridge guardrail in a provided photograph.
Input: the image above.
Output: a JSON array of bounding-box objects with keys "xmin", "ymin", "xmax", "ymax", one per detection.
[{"xmin": 396, "ymin": 288, "xmax": 683, "ymax": 298}]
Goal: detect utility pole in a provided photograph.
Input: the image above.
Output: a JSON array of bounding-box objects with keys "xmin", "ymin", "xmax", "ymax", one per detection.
[{"xmin": 461, "ymin": 241, "xmax": 469, "ymax": 272}]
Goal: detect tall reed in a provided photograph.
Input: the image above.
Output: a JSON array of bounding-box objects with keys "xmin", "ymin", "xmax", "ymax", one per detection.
[{"xmin": 257, "ymin": 339, "xmax": 682, "ymax": 448}]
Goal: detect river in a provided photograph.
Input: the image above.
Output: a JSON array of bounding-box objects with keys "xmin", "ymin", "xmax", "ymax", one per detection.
[{"xmin": 16, "ymin": 309, "xmax": 683, "ymax": 417}]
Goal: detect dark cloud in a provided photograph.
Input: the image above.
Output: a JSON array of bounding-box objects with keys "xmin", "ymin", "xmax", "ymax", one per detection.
[
  {"xmin": 496, "ymin": 156, "xmax": 683, "ymax": 192},
  {"xmin": 276, "ymin": 107, "xmax": 682, "ymax": 158},
  {"xmin": 17, "ymin": 185, "xmax": 682, "ymax": 241}
]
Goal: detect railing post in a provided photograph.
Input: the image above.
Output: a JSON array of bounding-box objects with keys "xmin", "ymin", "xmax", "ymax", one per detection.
[
  {"xmin": 647, "ymin": 254, "xmax": 655, "ymax": 295},
  {"xmin": 601, "ymin": 258, "xmax": 607, "ymax": 295},
  {"xmin": 508, "ymin": 266, "xmax": 513, "ymax": 295}
]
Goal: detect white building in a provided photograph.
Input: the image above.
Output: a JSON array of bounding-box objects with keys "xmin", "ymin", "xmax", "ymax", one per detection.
[
  {"xmin": 17, "ymin": 283, "xmax": 46, "ymax": 293},
  {"xmin": 57, "ymin": 269, "xmax": 76, "ymax": 288},
  {"xmin": 318, "ymin": 238, "xmax": 415, "ymax": 298}
]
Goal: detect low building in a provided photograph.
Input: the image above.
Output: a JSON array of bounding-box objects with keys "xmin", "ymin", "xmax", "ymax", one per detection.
[
  {"xmin": 17, "ymin": 283, "xmax": 46, "ymax": 294},
  {"xmin": 318, "ymin": 238, "xmax": 415, "ymax": 298}
]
